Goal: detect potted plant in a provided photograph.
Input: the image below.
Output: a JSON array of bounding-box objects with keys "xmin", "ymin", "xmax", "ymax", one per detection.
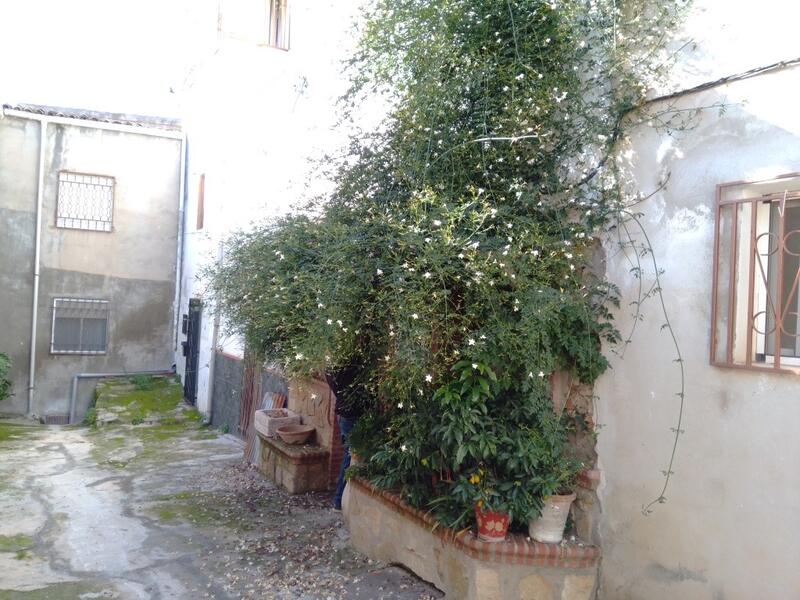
[
  {"xmin": 470, "ymin": 470, "xmax": 510, "ymax": 543},
  {"xmin": 528, "ymin": 451, "xmax": 582, "ymax": 544}
]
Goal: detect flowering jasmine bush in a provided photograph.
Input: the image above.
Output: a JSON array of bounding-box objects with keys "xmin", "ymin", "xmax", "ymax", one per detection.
[{"xmin": 209, "ymin": 0, "xmax": 686, "ymax": 527}]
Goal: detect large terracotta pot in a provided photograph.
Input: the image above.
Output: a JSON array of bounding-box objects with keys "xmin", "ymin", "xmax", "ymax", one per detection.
[
  {"xmin": 474, "ymin": 505, "xmax": 509, "ymax": 543},
  {"xmin": 529, "ymin": 492, "xmax": 576, "ymax": 543}
]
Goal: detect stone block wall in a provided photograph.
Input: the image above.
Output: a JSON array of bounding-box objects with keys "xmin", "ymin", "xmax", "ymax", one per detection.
[{"xmin": 344, "ymin": 478, "xmax": 599, "ymax": 600}]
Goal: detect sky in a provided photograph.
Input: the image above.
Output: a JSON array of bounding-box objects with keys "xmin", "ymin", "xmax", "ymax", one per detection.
[{"xmin": 0, "ymin": 0, "xmax": 207, "ymax": 117}]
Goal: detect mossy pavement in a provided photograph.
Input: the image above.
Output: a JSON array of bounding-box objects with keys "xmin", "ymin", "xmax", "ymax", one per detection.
[{"xmin": 0, "ymin": 377, "xmax": 440, "ymax": 599}]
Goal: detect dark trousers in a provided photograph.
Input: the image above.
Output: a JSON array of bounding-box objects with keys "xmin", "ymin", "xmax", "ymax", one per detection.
[{"xmin": 334, "ymin": 414, "xmax": 355, "ymax": 509}]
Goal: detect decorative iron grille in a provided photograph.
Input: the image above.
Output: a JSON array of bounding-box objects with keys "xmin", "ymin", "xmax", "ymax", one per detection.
[
  {"xmin": 56, "ymin": 172, "xmax": 115, "ymax": 232},
  {"xmin": 711, "ymin": 173, "xmax": 800, "ymax": 371},
  {"xmin": 51, "ymin": 298, "xmax": 109, "ymax": 354}
]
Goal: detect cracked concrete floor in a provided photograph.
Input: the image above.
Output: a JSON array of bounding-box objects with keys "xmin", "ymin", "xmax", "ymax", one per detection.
[{"xmin": 0, "ymin": 419, "xmax": 442, "ymax": 600}]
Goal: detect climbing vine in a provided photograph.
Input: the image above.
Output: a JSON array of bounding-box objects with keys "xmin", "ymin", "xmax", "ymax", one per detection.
[{"xmin": 208, "ymin": 0, "xmax": 690, "ymax": 526}]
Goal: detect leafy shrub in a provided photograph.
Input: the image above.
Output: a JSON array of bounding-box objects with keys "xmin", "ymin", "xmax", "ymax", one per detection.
[
  {"xmin": 208, "ymin": 0, "xmax": 684, "ymax": 528},
  {"xmin": 0, "ymin": 353, "xmax": 11, "ymax": 403}
]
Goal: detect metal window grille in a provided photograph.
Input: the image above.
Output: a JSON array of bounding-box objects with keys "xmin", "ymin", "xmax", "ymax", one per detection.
[
  {"xmin": 711, "ymin": 173, "xmax": 800, "ymax": 372},
  {"xmin": 56, "ymin": 172, "xmax": 115, "ymax": 232},
  {"xmin": 267, "ymin": 0, "xmax": 289, "ymax": 50},
  {"xmin": 51, "ymin": 298, "xmax": 109, "ymax": 354}
]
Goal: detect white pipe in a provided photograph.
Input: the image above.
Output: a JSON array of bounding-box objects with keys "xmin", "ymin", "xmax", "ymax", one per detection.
[
  {"xmin": 205, "ymin": 241, "xmax": 225, "ymax": 421},
  {"xmin": 2, "ymin": 108, "xmax": 183, "ymax": 140},
  {"xmin": 69, "ymin": 369, "xmax": 174, "ymax": 424},
  {"xmin": 27, "ymin": 119, "xmax": 47, "ymax": 416},
  {"xmin": 172, "ymin": 134, "xmax": 188, "ymax": 352}
]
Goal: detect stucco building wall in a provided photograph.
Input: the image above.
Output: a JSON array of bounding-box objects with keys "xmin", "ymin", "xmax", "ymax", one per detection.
[
  {"xmin": 595, "ymin": 3, "xmax": 800, "ymax": 598},
  {"xmin": 174, "ymin": 0, "xmax": 367, "ymax": 417},
  {"xmin": 0, "ymin": 115, "xmax": 181, "ymax": 419}
]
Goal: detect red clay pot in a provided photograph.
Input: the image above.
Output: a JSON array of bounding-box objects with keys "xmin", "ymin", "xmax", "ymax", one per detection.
[{"xmin": 474, "ymin": 505, "xmax": 509, "ymax": 543}]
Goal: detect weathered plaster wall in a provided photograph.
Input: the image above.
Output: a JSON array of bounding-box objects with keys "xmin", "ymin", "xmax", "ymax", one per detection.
[
  {"xmin": 595, "ymin": 3, "xmax": 800, "ymax": 597},
  {"xmin": 175, "ymin": 0, "xmax": 367, "ymax": 415},
  {"xmin": 0, "ymin": 118, "xmax": 39, "ymax": 413},
  {"xmin": 0, "ymin": 116, "xmax": 181, "ymax": 418}
]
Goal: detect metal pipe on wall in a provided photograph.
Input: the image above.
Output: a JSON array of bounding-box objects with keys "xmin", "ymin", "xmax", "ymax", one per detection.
[{"xmin": 27, "ymin": 118, "xmax": 48, "ymax": 415}]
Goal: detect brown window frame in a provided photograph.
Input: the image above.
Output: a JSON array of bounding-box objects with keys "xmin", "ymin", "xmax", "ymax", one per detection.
[
  {"xmin": 710, "ymin": 172, "xmax": 800, "ymax": 373},
  {"xmin": 266, "ymin": 0, "xmax": 289, "ymax": 50}
]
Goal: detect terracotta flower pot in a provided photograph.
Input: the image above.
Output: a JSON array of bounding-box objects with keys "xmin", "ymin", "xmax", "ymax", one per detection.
[
  {"xmin": 474, "ymin": 505, "xmax": 509, "ymax": 543},
  {"xmin": 276, "ymin": 424, "xmax": 315, "ymax": 445},
  {"xmin": 529, "ymin": 492, "xmax": 576, "ymax": 543}
]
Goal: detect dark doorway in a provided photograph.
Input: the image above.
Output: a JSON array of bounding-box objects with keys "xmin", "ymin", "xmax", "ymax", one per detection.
[{"xmin": 182, "ymin": 298, "xmax": 202, "ymax": 405}]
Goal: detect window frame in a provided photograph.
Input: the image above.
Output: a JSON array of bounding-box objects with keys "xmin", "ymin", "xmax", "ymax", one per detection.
[
  {"xmin": 266, "ymin": 0, "xmax": 290, "ymax": 50},
  {"xmin": 50, "ymin": 298, "xmax": 110, "ymax": 355},
  {"xmin": 56, "ymin": 170, "xmax": 116, "ymax": 232},
  {"xmin": 710, "ymin": 172, "xmax": 800, "ymax": 373}
]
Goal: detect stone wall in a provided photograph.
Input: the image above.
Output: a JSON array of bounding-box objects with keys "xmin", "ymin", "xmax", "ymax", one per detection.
[
  {"xmin": 344, "ymin": 478, "xmax": 599, "ymax": 600},
  {"xmin": 210, "ymin": 351, "xmax": 243, "ymax": 436}
]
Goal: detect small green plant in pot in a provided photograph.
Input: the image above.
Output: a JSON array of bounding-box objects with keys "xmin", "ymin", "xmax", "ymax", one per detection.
[{"xmin": 527, "ymin": 435, "xmax": 582, "ymax": 544}]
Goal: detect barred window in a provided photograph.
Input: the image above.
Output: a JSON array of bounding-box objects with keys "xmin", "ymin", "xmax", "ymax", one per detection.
[
  {"xmin": 711, "ymin": 174, "xmax": 800, "ymax": 371},
  {"xmin": 56, "ymin": 172, "xmax": 115, "ymax": 232},
  {"xmin": 51, "ymin": 298, "xmax": 109, "ymax": 354}
]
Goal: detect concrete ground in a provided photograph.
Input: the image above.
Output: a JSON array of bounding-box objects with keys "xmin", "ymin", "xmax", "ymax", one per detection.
[{"xmin": 0, "ymin": 406, "xmax": 441, "ymax": 599}]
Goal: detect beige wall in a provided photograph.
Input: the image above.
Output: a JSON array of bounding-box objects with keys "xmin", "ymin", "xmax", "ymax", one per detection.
[{"xmin": 595, "ymin": 3, "xmax": 800, "ymax": 597}]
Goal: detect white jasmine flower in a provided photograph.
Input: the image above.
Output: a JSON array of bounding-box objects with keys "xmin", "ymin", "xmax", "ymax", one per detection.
[
  {"xmin": 326, "ymin": 319, "xmax": 333, "ymax": 325},
  {"xmin": 472, "ymin": 363, "xmax": 479, "ymax": 369},
  {"xmin": 538, "ymin": 371, "xmax": 545, "ymax": 378},
  {"xmin": 401, "ymin": 444, "xmax": 407, "ymax": 452},
  {"xmin": 397, "ymin": 402, "xmax": 404, "ymax": 409},
  {"xmin": 425, "ymin": 374, "xmax": 433, "ymax": 383},
  {"xmin": 424, "ymin": 272, "xmax": 432, "ymax": 279},
  {"xmin": 295, "ymin": 353, "xmax": 304, "ymax": 360},
  {"xmin": 337, "ymin": 320, "xmax": 343, "ymax": 327},
  {"xmin": 412, "ymin": 313, "xmax": 419, "ymax": 320},
  {"xmin": 433, "ymin": 219, "xmax": 442, "ymax": 227},
  {"xmin": 318, "ymin": 303, "xmax": 325, "ymax": 308},
  {"xmin": 468, "ymin": 338, "xmax": 476, "ymax": 346},
  {"xmin": 377, "ymin": 268, "xmax": 383, "ymax": 275}
]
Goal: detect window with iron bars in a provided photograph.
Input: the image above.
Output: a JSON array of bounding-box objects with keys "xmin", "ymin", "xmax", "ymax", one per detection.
[
  {"xmin": 56, "ymin": 171, "xmax": 115, "ymax": 232},
  {"xmin": 51, "ymin": 298, "xmax": 109, "ymax": 354},
  {"xmin": 711, "ymin": 173, "xmax": 800, "ymax": 371}
]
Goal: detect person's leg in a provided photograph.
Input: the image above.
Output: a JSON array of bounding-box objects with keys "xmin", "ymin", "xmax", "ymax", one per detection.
[{"xmin": 333, "ymin": 415, "xmax": 355, "ymax": 509}]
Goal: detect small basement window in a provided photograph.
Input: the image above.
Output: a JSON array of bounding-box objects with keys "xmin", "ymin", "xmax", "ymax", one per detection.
[
  {"xmin": 51, "ymin": 298, "xmax": 109, "ymax": 354},
  {"xmin": 711, "ymin": 173, "xmax": 800, "ymax": 371},
  {"xmin": 56, "ymin": 171, "xmax": 115, "ymax": 232}
]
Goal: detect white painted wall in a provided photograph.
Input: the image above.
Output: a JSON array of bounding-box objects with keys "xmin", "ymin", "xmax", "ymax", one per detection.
[
  {"xmin": 596, "ymin": 2, "xmax": 800, "ymax": 598},
  {"xmin": 174, "ymin": 1, "xmax": 366, "ymax": 414}
]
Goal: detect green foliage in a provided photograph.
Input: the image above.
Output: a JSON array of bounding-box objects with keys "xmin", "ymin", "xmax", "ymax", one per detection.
[
  {"xmin": 0, "ymin": 353, "xmax": 12, "ymax": 403},
  {"xmin": 208, "ymin": 0, "xmax": 685, "ymax": 527},
  {"xmin": 83, "ymin": 407, "xmax": 97, "ymax": 427},
  {"xmin": 130, "ymin": 375, "xmax": 155, "ymax": 391}
]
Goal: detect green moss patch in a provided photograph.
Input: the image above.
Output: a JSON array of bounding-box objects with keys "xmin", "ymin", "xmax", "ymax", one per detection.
[
  {"xmin": 0, "ymin": 535, "xmax": 33, "ymax": 553},
  {"xmin": 95, "ymin": 378, "xmax": 182, "ymax": 424},
  {"xmin": 0, "ymin": 423, "xmax": 39, "ymax": 445}
]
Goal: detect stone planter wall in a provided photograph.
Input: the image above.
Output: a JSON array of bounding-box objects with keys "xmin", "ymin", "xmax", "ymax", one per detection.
[
  {"xmin": 256, "ymin": 431, "xmax": 330, "ymax": 494},
  {"xmin": 343, "ymin": 478, "xmax": 599, "ymax": 600}
]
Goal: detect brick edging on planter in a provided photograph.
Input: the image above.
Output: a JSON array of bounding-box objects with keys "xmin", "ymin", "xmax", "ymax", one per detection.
[{"xmin": 349, "ymin": 478, "xmax": 600, "ymax": 568}]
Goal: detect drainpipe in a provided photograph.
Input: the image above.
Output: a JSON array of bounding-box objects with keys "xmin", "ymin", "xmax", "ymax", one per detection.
[
  {"xmin": 27, "ymin": 118, "xmax": 48, "ymax": 416},
  {"xmin": 69, "ymin": 369, "xmax": 175, "ymax": 424},
  {"xmin": 205, "ymin": 241, "xmax": 224, "ymax": 423},
  {"xmin": 172, "ymin": 134, "xmax": 188, "ymax": 353}
]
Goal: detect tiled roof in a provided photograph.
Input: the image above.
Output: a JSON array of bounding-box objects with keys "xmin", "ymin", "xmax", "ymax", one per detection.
[{"xmin": 1, "ymin": 103, "xmax": 181, "ymax": 132}]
